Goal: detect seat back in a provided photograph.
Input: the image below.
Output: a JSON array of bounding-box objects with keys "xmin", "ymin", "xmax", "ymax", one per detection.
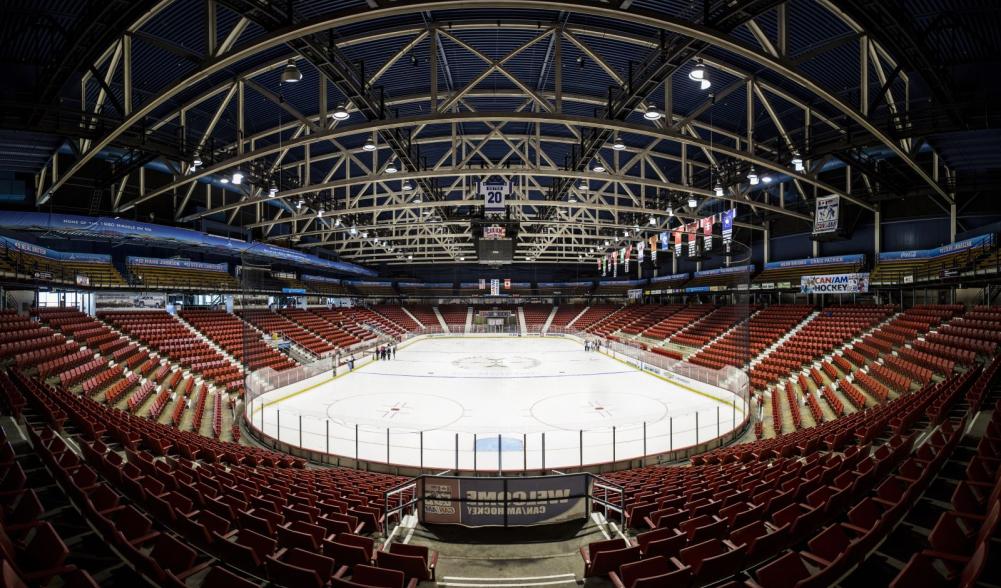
[
  {"xmin": 202, "ymin": 565, "xmax": 262, "ymax": 588},
  {"xmin": 619, "ymin": 556, "xmax": 672, "ymax": 586},
  {"xmin": 375, "ymin": 550, "xmax": 431, "ymax": 581},
  {"xmin": 589, "ymin": 546, "xmax": 642, "ymax": 576},
  {"xmin": 265, "ymin": 555, "xmax": 323, "ymax": 588},
  {"xmin": 389, "ymin": 542, "xmax": 428, "ymax": 563},
  {"xmin": 352, "ymin": 564, "xmax": 406, "ymax": 588},
  {"xmin": 326, "ymin": 542, "xmax": 370, "ymax": 568}
]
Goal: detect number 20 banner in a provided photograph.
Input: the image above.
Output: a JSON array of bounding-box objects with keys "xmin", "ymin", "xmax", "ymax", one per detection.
[{"xmin": 480, "ymin": 182, "xmax": 510, "ymax": 212}]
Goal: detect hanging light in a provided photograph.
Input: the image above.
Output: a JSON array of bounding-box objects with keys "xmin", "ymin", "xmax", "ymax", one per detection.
[
  {"xmin": 192, "ymin": 153, "xmax": 203, "ymax": 167},
  {"xmin": 402, "ymin": 179, "xmax": 413, "ymax": 191},
  {"xmin": 459, "ymin": 256, "xmax": 466, "ymax": 261},
  {"xmin": 231, "ymin": 170, "xmax": 243, "ymax": 185},
  {"xmin": 363, "ymin": 137, "xmax": 376, "ymax": 152},
  {"xmin": 604, "ymin": 240, "xmax": 610, "ymax": 247},
  {"xmin": 385, "ymin": 160, "xmax": 398, "ymax": 174},
  {"xmin": 219, "ymin": 177, "xmax": 229, "ymax": 184},
  {"xmin": 334, "ymin": 217, "xmax": 342, "ymax": 227},
  {"xmin": 317, "ymin": 208, "xmax": 324, "ymax": 217},
  {"xmin": 762, "ymin": 173, "xmax": 773, "ymax": 183},
  {"xmin": 666, "ymin": 205, "xmax": 674, "ymax": 217},
  {"xmin": 374, "ymin": 237, "xmax": 380, "ymax": 243},
  {"xmin": 791, "ymin": 153, "xmax": 805, "ymax": 172},
  {"xmin": 281, "ymin": 59, "xmax": 302, "ymax": 83},
  {"xmin": 592, "ymin": 161, "xmax": 605, "ymax": 173},
  {"xmin": 747, "ymin": 166, "xmax": 759, "ymax": 185},
  {"xmin": 333, "ymin": 103, "xmax": 349, "ymax": 120},
  {"xmin": 649, "ymin": 216, "xmax": 656, "ymax": 225},
  {"xmin": 643, "ymin": 105, "xmax": 662, "ymax": 121},
  {"xmin": 407, "ymin": 254, "xmax": 413, "ymax": 260},
  {"xmin": 714, "ymin": 183, "xmax": 724, "ymax": 197},
  {"xmin": 612, "ymin": 137, "xmax": 626, "ymax": 151},
  {"xmin": 578, "ymin": 179, "xmax": 588, "ymax": 191},
  {"xmin": 270, "ymin": 184, "xmax": 279, "ymax": 197},
  {"xmin": 624, "ymin": 230, "xmax": 630, "ymax": 237},
  {"xmin": 413, "ymin": 194, "xmax": 422, "ymax": 203},
  {"xmin": 688, "ymin": 60, "xmax": 706, "ymax": 81},
  {"xmin": 568, "ymin": 195, "xmax": 577, "ymax": 203},
  {"xmin": 349, "ymin": 225, "xmax": 358, "ymax": 236},
  {"xmin": 295, "ymin": 199, "xmax": 303, "ymax": 209},
  {"xmin": 688, "ymin": 195, "xmax": 698, "ymax": 208},
  {"xmin": 361, "ymin": 231, "xmax": 368, "ymax": 238}
]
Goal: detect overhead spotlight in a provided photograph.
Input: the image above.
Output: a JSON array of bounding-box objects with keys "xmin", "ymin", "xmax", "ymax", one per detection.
[
  {"xmin": 762, "ymin": 173, "xmax": 773, "ymax": 183},
  {"xmin": 459, "ymin": 256, "xmax": 465, "ymax": 261},
  {"xmin": 407, "ymin": 254, "xmax": 413, "ymax": 261},
  {"xmin": 295, "ymin": 199, "xmax": 303, "ymax": 209},
  {"xmin": 281, "ymin": 59, "xmax": 302, "ymax": 83},
  {"xmin": 666, "ymin": 205, "xmax": 674, "ymax": 217},
  {"xmin": 714, "ymin": 183, "xmax": 724, "ymax": 197},
  {"xmin": 374, "ymin": 237, "xmax": 380, "ymax": 243},
  {"xmin": 317, "ymin": 208, "xmax": 324, "ymax": 217},
  {"xmin": 643, "ymin": 105, "xmax": 663, "ymax": 121},
  {"xmin": 568, "ymin": 195, "xmax": 577, "ymax": 203},
  {"xmin": 270, "ymin": 184, "xmax": 279, "ymax": 197},
  {"xmin": 333, "ymin": 104, "xmax": 349, "ymax": 120},
  {"xmin": 592, "ymin": 161, "xmax": 605, "ymax": 173},
  {"xmin": 688, "ymin": 60, "xmax": 706, "ymax": 81},
  {"xmin": 410, "ymin": 53, "xmax": 418, "ymax": 67},
  {"xmin": 413, "ymin": 194, "xmax": 422, "ymax": 203},
  {"xmin": 649, "ymin": 216, "xmax": 656, "ymax": 225},
  {"xmin": 624, "ymin": 230, "xmax": 630, "ymax": 237},
  {"xmin": 604, "ymin": 240, "xmax": 610, "ymax": 246},
  {"xmin": 612, "ymin": 136, "xmax": 626, "ymax": 151},
  {"xmin": 688, "ymin": 195, "xmax": 698, "ymax": 208},
  {"xmin": 402, "ymin": 179, "xmax": 414, "ymax": 191},
  {"xmin": 791, "ymin": 153, "xmax": 805, "ymax": 172},
  {"xmin": 699, "ymin": 78, "xmax": 712, "ymax": 91},
  {"xmin": 192, "ymin": 153, "xmax": 203, "ymax": 167},
  {"xmin": 576, "ymin": 55, "xmax": 585, "ymax": 68},
  {"xmin": 363, "ymin": 137, "xmax": 376, "ymax": 151},
  {"xmin": 747, "ymin": 166, "xmax": 759, "ymax": 185},
  {"xmin": 231, "ymin": 170, "xmax": 243, "ymax": 185},
  {"xmin": 385, "ymin": 160, "xmax": 398, "ymax": 174},
  {"xmin": 219, "ymin": 177, "xmax": 229, "ymax": 184},
  {"xmin": 349, "ymin": 225, "xmax": 358, "ymax": 236},
  {"xmin": 334, "ymin": 217, "xmax": 342, "ymax": 227},
  {"xmin": 578, "ymin": 179, "xmax": 588, "ymax": 191},
  {"xmin": 361, "ymin": 231, "xmax": 368, "ymax": 238}
]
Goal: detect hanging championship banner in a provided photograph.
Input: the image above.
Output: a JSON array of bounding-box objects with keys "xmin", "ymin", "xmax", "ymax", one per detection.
[
  {"xmin": 674, "ymin": 230, "xmax": 682, "ymax": 256},
  {"xmin": 622, "ymin": 246, "xmax": 629, "ymax": 273},
  {"xmin": 478, "ymin": 278, "xmax": 486, "ymax": 290},
  {"xmin": 602, "ymin": 256, "xmax": 608, "ymax": 276},
  {"xmin": 813, "ymin": 195, "xmax": 840, "ymax": 234},
  {"xmin": 701, "ymin": 216, "xmax": 714, "ymax": 250},
  {"xmin": 687, "ymin": 223, "xmax": 698, "ymax": 257},
  {"xmin": 637, "ymin": 241, "xmax": 644, "ymax": 263},
  {"xmin": 490, "ymin": 278, "xmax": 500, "ymax": 296},
  {"xmin": 480, "ymin": 181, "xmax": 510, "ymax": 212},
  {"xmin": 503, "ymin": 278, "xmax": 511, "ymax": 290},
  {"xmin": 649, "ymin": 236, "xmax": 658, "ymax": 263},
  {"xmin": 722, "ymin": 209, "xmax": 735, "ymax": 243},
  {"xmin": 612, "ymin": 251, "xmax": 618, "ymax": 277},
  {"xmin": 596, "ymin": 258, "xmax": 602, "ymax": 274}
]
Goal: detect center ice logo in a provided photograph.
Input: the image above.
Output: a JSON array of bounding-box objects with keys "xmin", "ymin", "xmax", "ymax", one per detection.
[{"xmin": 452, "ymin": 356, "xmax": 540, "ymax": 370}]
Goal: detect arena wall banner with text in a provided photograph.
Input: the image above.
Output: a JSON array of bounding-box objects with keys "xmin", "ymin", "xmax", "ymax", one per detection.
[
  {"xmin": 95, "ymin": 292, "xmax": 167, "ymax": 309},
  {"xmin": 418, "ymin": 474, "xmax": 589, "ymax": 527},
  {"xmin": 813, "ymin": 195, "xmax": 840, "ymax": 234},
  {"xmin": 800, "ymin": 273, "xmax": 870, "ymax": 294}
]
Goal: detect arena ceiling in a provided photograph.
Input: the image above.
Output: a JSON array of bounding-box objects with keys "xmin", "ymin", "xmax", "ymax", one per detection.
[{"xmin": 3, "ymin": 0, "xmax": 999, "ymax": 267}]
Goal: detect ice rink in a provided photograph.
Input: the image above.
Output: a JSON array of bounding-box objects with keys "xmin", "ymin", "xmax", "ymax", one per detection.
[{"xmin": 250, "ymin": 336, "xmax": 744, "ymax": 471}]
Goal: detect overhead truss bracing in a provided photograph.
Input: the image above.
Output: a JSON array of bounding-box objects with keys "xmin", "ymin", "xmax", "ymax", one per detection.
[{"xmin": 32, "ymin": 0, "xmax": 959, "ymax": 265}]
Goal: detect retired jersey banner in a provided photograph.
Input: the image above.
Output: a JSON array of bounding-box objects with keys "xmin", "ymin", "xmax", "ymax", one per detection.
[
  {"xmin": 419, "ymin": 474, "xmax": 588, "ymax": 527},
  {"xmin": 480, "ymin": 181, "xmax": 510, "ymax": 212},
  {"xmin": 674, "ymin": 230, "xmax": 682, "ymax": 256},
  {"xmin": 701, "ymin": 216, "xmax": 714, "ymax": 250},
  {"xmin": 813, "ymin": 195, "xmax": 840, "ymax": 234},
  {"xmin": 687, "ymin": 223, "xmax": 698, "ymax": 257},
  {"xmin": 503, "ymin": 278, "xmax": 511, "ymax": 290},
  {"xmin": 479, "ymin": 278, "xmax": 486, "ymax": 290},
  {"xmin": 722, "ymin": 209, "xmax": 735, "ymax": 243},
  {"xmin": 801, "ymin": 273, "xmax": 870, "ymax": 294}
]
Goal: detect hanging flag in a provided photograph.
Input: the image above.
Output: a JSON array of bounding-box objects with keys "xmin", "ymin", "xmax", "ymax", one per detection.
[
  {"xmin": 674, "ymin": 229, "xmax": 683, "ymax": 256},
  {"xmin": 701, "ymin": 216, "xmax": 714, "ymax": 250},
  {"xmin": 612, "ymin": 250, "xmax": 618, "ymax": 277},
  {"xmin": 722, "ymin": 209, "xmax": 735, "ymax": 243},
  {"xmin": 649, "ymin": 235, "xmax": 658, "ymax": 263},
  {"xmin": 597, "ymin": 257, "xmax": 602, "ymax": 273},
  {"xmin": 687, "ymin": 223, "xmax": 697, "ymax": 257},
  {"xmin": 622, "ymin": 246, "xmax": 629, "ymax": 273},
  {"xmin": 503, "ymin": 278, "xmax": 511, "ymax": 290},
  {"xmin": 478, "ymin": 278, "xmax": 486, "ymax": 290},
  {"xmin": 490, "ymin": 278, "xmax": 500, "ymax": 296},
  {"xmin": 637, "ymin": 241, "xmax": 645, "ymax": 263}
]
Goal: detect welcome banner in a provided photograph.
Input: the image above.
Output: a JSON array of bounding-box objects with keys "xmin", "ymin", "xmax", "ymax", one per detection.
[{"xmin": 419, "ymin": 474, "xmax": 588, "ymax": 527}]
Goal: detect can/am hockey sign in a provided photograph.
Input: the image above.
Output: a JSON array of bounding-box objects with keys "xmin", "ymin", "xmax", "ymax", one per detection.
[
  {"xmin": 800, "ymin": 273, "xmax": 870, "ymax": 294},
  {"xmin": 419, "ymin": 474, "xmax": 588, "ymax": 527}
]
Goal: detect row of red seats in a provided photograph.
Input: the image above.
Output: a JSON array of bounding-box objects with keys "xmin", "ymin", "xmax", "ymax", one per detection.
[
  {"xmin": 883, "ymin": 355, "xmax": 934, "ymax": 385},
  {"xmin": 104, "ymin": 373, "xmax": 140, "ymax": 404},
  {"xmin": 33, "ymin": 345, "xmax": 88, "ymax": 376},
  {"xmin": 59, "ymin": 357, "xmax": 109, "ymax": 387},
  {"xmin": 147, "ymin": 387, "xmax": 173, "ymax": 420},
  {"xmin": 239, "ymin": 310, "xmax": 336, "ymax": 357},
  {"xmin": 281, "ymin": 308, "xmax": 362, "ymax": 348},
  {"xmin": 127, "ymin": 381, "xmax": 157, "ymax": 412},
  {"xmin": 868, "ymin": 363, "xmax": 913, "ymax": 394},
  {"xmin": 180, "ymin": 310, "xmax": 296, "ymax": 373},
  {"xmin": 191, "ymin": 385, "xmax": 209, "ymax": 432}
]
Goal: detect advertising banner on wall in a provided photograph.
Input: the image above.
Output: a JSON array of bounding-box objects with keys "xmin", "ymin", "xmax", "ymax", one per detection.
[
  {"xmin": 127, "ymin": 256, "xmax": 228, "ymax": 273},
  {"xmin": 419, "ymin": 474, "xmax": 588, "ymax": 527},
  {"xmin": 800, "ymin": 273, "xmax": 870, "ymax": 294},
  {"xmin": 813, "ymin": 195, "xmax": 840, "ymax": 234},
  {"xmin": 96, "ymin": 292, "xmax": 166, "ymax": 309}
]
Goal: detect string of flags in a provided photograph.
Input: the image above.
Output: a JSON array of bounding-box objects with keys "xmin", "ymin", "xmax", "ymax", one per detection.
[{"xmin": 599, "ymin": 209, "xmax": 735, "ymax": 277}]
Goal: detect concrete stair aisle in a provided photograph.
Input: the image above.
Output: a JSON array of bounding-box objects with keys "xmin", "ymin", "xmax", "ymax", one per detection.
[
  {"xmin": 174, "ymin": 313, "xmax": 245, "ymax": 370},
  {"xmin": 517, "ymin": 307, "xmax": 527, "ymax": 334},
  {"xmin": 541, "ymin": 306, "xmax": 558, "ymax": 333},
  {"xmin": 402, "ymin": 306, "xmax": 424, "ymax": 328},
  {"xmin": 565, "ymin": 306, "xmax": 590, "ymax": 328},
  {"xmin": 464, "ymin": 307, "xmax": 473, "ymax": 333},
  {"xmin": 432, "ymin": 306, "xmax": 448, "ymax": 331},
  {"xmin": 749, "ymin": 310, "xmax": 820, "ymax": 368}
]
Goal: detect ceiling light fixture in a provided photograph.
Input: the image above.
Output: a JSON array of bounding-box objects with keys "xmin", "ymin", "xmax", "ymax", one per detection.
[
  {"xmin": 714, "ymin": 183, "xmax": 724, "ymax": 197},
  {"xmin": 219, "ymin": 177, "xmax": 229, "ymax": 184},
  {"xmin": 747, "ymin": 166, "xmax": 759, "ymax": 185},
  {"xmin": 280, "ymin": 59, "xmax": 302, "ymax": 83},
  {"xmin": 666, "ymin": 205, "xmax": 673, "ymax": 216},
  {"xmin": 332, "ymin": 104, "xmax": 349, "ymax": 120},
  {"xmin": 612, "ymin": 137, "xmax": 626, "ymax": 150},
  {"xmin": 643, "ymin": 105, "xmax": 662, "ymax": 121},
  {"xmin": 231, "ymin": 170, "xmax": 243, "ymax": 185},
  {"xmin": 317, "ymin": 208, "xmax": 324, "ymax": 217},
  {"xmin": 592, "ymin": 161, "xmax": 605, "ymax": 173},
  {"xmin": 762, "ymin": 173, "xmax": 773, "ymax": 184},
  {"xmin": 688, "ymin": 60, "xmax": 706, "ymax": 81},
  {"xmin": 688, "ymin": 196, "xmax": 699, "ymax": 208},
  {"xmin": 402, "ymin": 179, "xmax": 413, "ymax": 191},
  {"xmin": 269, "ymin": 185, "xmax": 279, "ymax": 197},
  {"xmin": 385, "ymin": 160, "xmax": 398, "ymax": 174},
  {"xmin": 363, "ymin": 137, "xmax": 376, "ymax": 152},
  {"xmin": 192, "ymin": 153, "xmax": 203, "ymax": 167},
  {"xmin": 649, "ymin": 216, "xmax": 656, "ymax": 225},
  {"xmin": 791, "ymin": 153, "xmax": 805, "ymax": 172}
]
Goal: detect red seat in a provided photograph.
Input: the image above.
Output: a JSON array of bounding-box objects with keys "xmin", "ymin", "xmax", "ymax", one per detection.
[
  {"xmin": 889, "ymin": 540, "xmax": 989, "ymax": 588},
  {"xmin": 333, "ymin": 564, "xmax": 416, "ymax": 588},
  {"xmin": 266, "ymin": 547, "xmax": 336, "ymax": 588},
  {"xmin": 676, "ymin": 538, "xmax": 746, "ymax": 585},
  {"xmin": 387, "ymin": 542, "xmax": 437, "ymax": 580},
  {"xmin": 375, "ymin": 550, "xmax": 433, "ymax": 582},
  {"xmin": 609, "ymin": 555, "xmax": 692, "ymax": 588}
]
